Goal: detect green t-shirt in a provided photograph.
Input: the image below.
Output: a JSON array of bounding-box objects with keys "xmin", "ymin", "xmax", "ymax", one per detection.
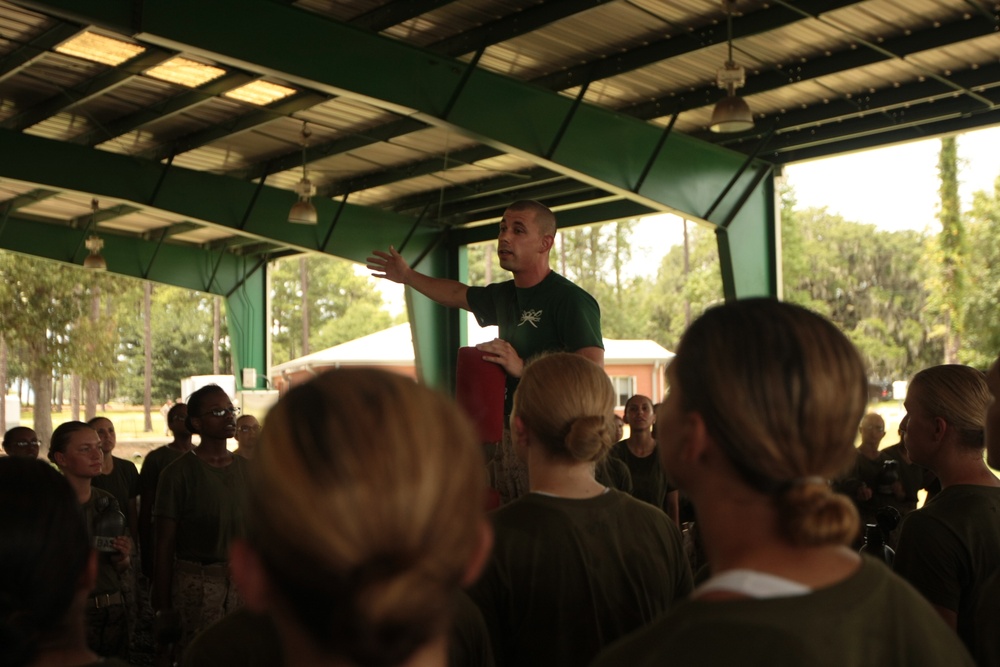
[
  {"xmin": 591, "ymin": 558, "xmax": 975, "ymax": 667},
  {"xmin": 469, "ymin": 490, "xmax": 692, "ymax": 667},
  {"xmin": 610, "ymin": 441, "xmax": 673, "ymax": 512},
  {"xmin": 893, "ymin": 484, "xmax": 1000, "ymax": 656},
  {"xmin": 152, "ymin": 452, "xmax": 249, "ymax": 563},
  {"xmin": 93, "ymin": 455, "xmax": 139, "ymax": 513},
  {"xmin": 467, "ymin": 271, "xmax": 602, "ymax": 414},
  {"xmin": 140, "ymin": 445, "xmax": 186, "ymax": 493}
]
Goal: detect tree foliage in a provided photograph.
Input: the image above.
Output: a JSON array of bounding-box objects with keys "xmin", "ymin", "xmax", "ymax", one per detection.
[
  {"xmin": 781, "ymin": 192, "xmax": 941, "ymax": 380},
  {"xmin": 925, "ymin": 136, "xmax": 966, "ymax": 363},
  {"xmin": 270, "ymin": 255, "xmax": 392, "ymax": 364},
  {"xmin": 116, "ymin": 285, "xmax": 225, "ymax": 403},
  {"xmin": 960, "ymin": 175, "xmax": 1000, "ymax": 367},
  {"xmin": 0, "ymin": 253, "xmax": 118, "ymax": 439}
]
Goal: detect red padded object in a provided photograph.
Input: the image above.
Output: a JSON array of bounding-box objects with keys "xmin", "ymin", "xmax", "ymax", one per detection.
[{"xmin": 456, "ymin": 346, "xmax": 506, "ymax": 443}]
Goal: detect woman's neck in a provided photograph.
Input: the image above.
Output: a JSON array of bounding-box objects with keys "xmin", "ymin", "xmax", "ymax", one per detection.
[
  {"xmin": 626, "ymin": 430, "xmax": 656, "ymax": 457},
  {"xmin": 195, "ymin": 438, "xmax": 233, "ymax": 466},
  {"xmin": 101, "ymin": 450, "xmax": 114, "ymax": 475},
  {"xmin": 169, "ymin": 435, "xmax": 194, "ymax": 452},
  {"xmin": 694, "ymin": 487, "xmax": 860, "ymax": 591},
  {"xmin": 527, "ymin": 451, "xmax": 605, "ymax": 499},
  {"xmin": 66, "ymin": 475, "xmax": 93, "ymax": 505}
]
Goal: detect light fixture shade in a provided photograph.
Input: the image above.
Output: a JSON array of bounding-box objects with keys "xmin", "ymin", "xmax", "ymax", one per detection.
[
  {"xmin": 710, "ymin": 94, "xmax": 754, "ymax": 133},
  {"xmin": 289, "ymin": 175, "xmax": 318, "ymax": 224},
  {"xmin": 288, "ymin": 199, "xmax": 318, "ymax": 224},
  {"xmin": 83, "ymin": 251, "xmax": 107, "ymax": 270},
  {"xmin": 83, "ymin": 234, "xmax": 107, "ymax": 270}
]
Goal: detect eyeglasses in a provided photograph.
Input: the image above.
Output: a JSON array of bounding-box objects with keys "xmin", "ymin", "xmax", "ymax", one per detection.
[
  {"xmin": 12, "ymin": 439, "xmax": 41, "ymax": 447},
  {"xmin": 237, "ymin": 425, "xmax": 260, "ymax": 433},
  {"xmin": 201, "ymin": 407, "xmax": 240, "ymax": 418}
]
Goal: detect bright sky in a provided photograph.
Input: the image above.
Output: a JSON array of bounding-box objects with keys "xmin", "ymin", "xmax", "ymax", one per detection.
[{"xmin": 629, "ymin": 125, "xmax": 1000, "ymax": 277}]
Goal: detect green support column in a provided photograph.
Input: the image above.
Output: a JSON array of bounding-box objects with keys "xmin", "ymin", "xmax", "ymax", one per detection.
[
  {"xmin": 225, "ymin": 260, "xmax": 267, "ymax": 391},
  {"xmin": 406, "ymin": 239, "xmax": 467, "ymax": 393},
  {"xmin": 714, "ymin": 168, "xmax": 778, "ymax": 300}
]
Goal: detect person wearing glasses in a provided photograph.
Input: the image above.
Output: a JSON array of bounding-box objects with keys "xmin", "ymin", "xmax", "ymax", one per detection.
[
  {"xmin": 233, "ymin": 414, "xmax": 260, "ymax": 460},
  {"xmin": 2, "ymin": 426, "xmax": 40, "ymax": 459},
  {"xmin": 151, "ymin": 384, "xmax": 249, "ymax": 663},
  {"xmin": 139, "ymin": 402, "xmax": 193, "ymax": 579}
]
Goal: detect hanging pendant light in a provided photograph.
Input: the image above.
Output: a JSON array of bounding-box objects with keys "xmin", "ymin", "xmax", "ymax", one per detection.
[
  {"xmin": 289, "ymin": 121, "xmax": 318, "ymax": 224},
  {"xmin": 83, "ymin": 199, "xmax": 107, "ymax": 270},
  {"xmin": 710, "ymin": 0, "xmax": 754, "ymax": 134}
]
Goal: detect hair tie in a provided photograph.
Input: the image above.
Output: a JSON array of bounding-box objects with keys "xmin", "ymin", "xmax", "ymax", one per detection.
[{"xmin": 779, "ymin": 476, "xmax": 829, "ymax": 494}]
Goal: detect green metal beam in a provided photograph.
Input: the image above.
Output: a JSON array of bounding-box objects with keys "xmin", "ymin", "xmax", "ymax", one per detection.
[
  {"xmin": 226, "ymin": 263, "xmax": 267, "ymax": 391},
  {"xmin": 0, "ymin": 213, "xmax": 263, "ymax": 294},
  {"xmin": 0, "ymin": 128, "xmax": 438, "ymax": 266},
  {"xmin": 16, "ymin": 0, "xmax": 778, "ymax": 299}
]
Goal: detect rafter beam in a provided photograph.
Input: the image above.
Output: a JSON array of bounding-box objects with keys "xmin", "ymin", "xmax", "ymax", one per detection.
[
  {"xmin": 530, "ymin": 0, "xmax": 862, "ymax": 91},
  {"xmin": 770, "ymin": 106, "xmax": 1000, "ymax": 163},
  {"xmin": 319, "ymin": 145, "xmax": 503, "ymax": 198},
  {"xmin": 0, "ymin": 188, "xmax": 60, "ymax": 213},
  {"xmin": 347, "ymin": 0, "xmax": 456, "ymax": 32},
  {"xmin": 621, "ymin": 13, "xmax": 999, "ymax": 122},
  {"xmin": 2, "ymin": 49, "xmax": 175, "ymax": 130},
  {"xmin": 70, "ymin": 70, "xmax": 258, "ymax": 146},
  {"xmin": 229, "ymin": 116, "xmax": 427, "ymax": 181},
  {"xmin": 385, "ymin": 167, "xmax": 563, "ymax": 214},
  {"xmin": 694, "ymin": 62, "xmax": 1000, "ymax": 154},
  {"xmin": 0, "ymin": 21, "xmax": 79, "ymax": 82},
  {"xmin": 137, "ymin": 90, "xmax": 328, "ymax": 162},
  {"xmin": 426, "ymin": 0, "xmax": 609, "ymax": 58},
  {"xmin": 0, "ymin": 128, "xmax": 438, "ymax": 266}
]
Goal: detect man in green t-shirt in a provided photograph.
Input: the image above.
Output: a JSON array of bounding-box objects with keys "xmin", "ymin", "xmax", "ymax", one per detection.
[{"xmin": 368, "ymin": 200, "xmax": 603, "ymax": 503}]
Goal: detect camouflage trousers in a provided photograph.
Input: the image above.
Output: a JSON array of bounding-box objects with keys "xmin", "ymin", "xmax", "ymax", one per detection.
[
  {"xmin": 85, "ymin": 592, "xmax": 130, "ymax": 659},
  {"xmin": 173, "ymin": 560, "xmax": 243, "ymax": 658},
  {"xmin": 487, "ymin": 426, "xmax": 529, "ymax": 505}
]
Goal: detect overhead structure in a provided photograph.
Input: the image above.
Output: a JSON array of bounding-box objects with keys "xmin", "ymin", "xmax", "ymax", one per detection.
[{"xmin": 0, "ymin": 0, "xmax": 998, "ymax": 390}]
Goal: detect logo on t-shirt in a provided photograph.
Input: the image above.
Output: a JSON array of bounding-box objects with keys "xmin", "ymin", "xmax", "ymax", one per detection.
[{"xmin": 518, "ymin": 309, "xmax": 542, "ymax": 328}]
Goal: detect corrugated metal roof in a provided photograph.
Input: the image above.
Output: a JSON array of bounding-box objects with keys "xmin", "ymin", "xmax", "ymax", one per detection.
[{"xmin": 0, "ymin": 0, "xmax": 997, "ymax": 269}]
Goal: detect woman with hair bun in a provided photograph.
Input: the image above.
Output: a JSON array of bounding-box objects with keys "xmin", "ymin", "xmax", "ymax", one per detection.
[
  {"xmin": 469, "ymin": 352, "xmax": 692, "ymax": 667},
  {"xmin": 0, "ymin": 457, "xmax": 129, "ymax": 667},
  {"xmin": 228, "ymin": 368, "xmax": 493, "ymax": 667},
  {"xmin": 591, "ymin": 298, "xmax": 973, "ymax": 667}
]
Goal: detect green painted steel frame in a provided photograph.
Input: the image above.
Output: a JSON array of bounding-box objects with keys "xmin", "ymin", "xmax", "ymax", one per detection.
[{"xmin": 7, "ymin": 0, "xmax": 781, "ymax": 393}]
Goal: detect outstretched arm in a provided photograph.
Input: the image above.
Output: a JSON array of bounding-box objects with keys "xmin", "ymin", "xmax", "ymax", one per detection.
[{"xmin": 367, "ymin": 245, "xmax": 470, "ymax": 310}]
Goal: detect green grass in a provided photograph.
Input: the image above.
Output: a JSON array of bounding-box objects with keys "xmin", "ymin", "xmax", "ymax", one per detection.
[{"xmin": 22, "ymin": 406, "xmax": 171, "ymax": 440}]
